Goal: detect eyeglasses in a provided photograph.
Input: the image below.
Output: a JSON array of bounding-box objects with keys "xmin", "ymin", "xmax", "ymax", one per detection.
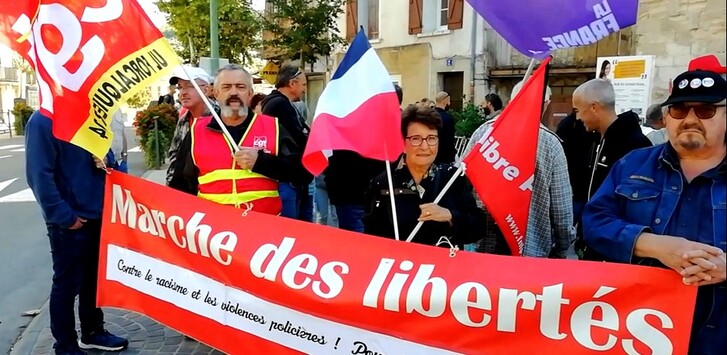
[
  {"xmin": 668, "ymin": 104, "xmax": 726, "ymax": 119},
  {"xmin": 406, "ymin": 135, "xmax": 439, "ymax": 147}
]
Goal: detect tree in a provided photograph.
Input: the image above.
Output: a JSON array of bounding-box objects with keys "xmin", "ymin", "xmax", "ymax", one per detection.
[
  {"xmin": 126, "ymin": 88, "xmax": 151, "ymax": 109},
  {"xmin": 264, "ymin": 0, "xmax": 346, "ymax": 68},
  {"xmin": 157, "ymin": 0, "xmax": 261, "ymax": 64}
]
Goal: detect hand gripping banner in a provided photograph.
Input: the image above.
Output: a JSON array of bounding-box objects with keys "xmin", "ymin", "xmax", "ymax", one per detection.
[{"xmin": 99, "ymin": 173, "xmax": 697, "ymax": 354}]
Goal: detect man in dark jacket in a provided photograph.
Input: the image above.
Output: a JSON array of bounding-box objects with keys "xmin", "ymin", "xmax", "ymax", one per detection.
[
  {"xmin": 25, "ymin": 112, "xmax": 128, "ymax": 354},
  {"xmin": 433, "ymin": 91, "xmax": 456, "ymax": 163},
  {"xmin": 261, "ymin": 65, "xmax": 313, "ymax": 220},
  {"xmin": 572, "ymin": 78, "xmax": 652, "ymax": 260}
]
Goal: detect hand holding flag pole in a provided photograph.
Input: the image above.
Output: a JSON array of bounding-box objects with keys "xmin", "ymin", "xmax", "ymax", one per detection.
[{"xmin": 406, "ymin": 57, "xmax": 547, "ymax": 245}]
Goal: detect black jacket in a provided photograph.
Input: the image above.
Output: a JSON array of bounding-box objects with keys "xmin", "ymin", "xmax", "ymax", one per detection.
[
  {"xmin": 168, "ymin": 113, "xmax": 312, "ymax": 195},
  {"xmin": 260, "ymin": 90, "xmax": 310, "ymax": 153},
  {"xmin": 434, "ymin": 107, "xmax": 456, "ymax": 164},
  {"xmin": 363, "ymin": 160, "xmax": 486, "ymax": 247},
  {"xmin": 324, "ymin": 150, "xmax": 385, "ymax": 206},
  {"xmin": 588, "ymin": 110, "xmax": 653, "ymax": 197},
  {"xmin": 556, "ymin": 112, "xmax": 599, "ymax": 202}
]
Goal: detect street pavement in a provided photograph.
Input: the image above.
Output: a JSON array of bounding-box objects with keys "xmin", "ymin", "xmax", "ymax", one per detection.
[{"xmin": 1, "ymin": 128, "xmax": 221, "ymax": 354}]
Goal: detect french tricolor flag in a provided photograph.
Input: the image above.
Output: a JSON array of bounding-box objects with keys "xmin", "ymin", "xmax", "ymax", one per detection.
[{"xmin": 302, "ymin": 29, "xmax": 405, "ymax": 176}]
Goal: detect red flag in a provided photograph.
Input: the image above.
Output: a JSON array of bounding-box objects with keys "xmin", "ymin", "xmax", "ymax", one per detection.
[
  {"xmin": 0, "ymin": 0, "xmax": 179, "ymax": 158},
  {"xmin": 302, "ymin": 30, "xmax": 404, "ymax": 176},
  {"xmin": 463, "ymin": 57, "xmax": 551, "ymax": 256}
]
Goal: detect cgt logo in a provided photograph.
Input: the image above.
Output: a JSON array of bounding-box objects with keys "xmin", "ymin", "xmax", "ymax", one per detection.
[
  {"xmin": 253, "ymin": 136, "xmax": 268, "ymax": 149},
  {"xmin": 2, "ymin": 0, "xmax": 124, "ymax": 113}
]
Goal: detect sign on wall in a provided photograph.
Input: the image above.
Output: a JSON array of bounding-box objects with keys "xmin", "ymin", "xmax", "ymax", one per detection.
[{"xmin": 595, "ymin": 55, "xmax": 655, "ymax": 119}]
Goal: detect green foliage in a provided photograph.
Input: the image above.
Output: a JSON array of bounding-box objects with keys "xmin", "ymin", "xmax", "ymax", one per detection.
[
  {"xmin": 264, "ymin": 0, "xmax": 346, "ymax": 66},
  {"xmin": 157, "ymin": 0, "xmax": 260, "ymax": 64},
  {"xmin": 11, "ymin": 102, "xmax": 34, "ymax": 136},
  {"xmin": 126, "ymin": 88, "xmax": 152, "ymax": 109},
  {"xmin": 453, "ymin": 104, "xmax": 485, "ymax": 137},
  {"xmin": 133, "ymin": 104, "xmax": 178, "ymax": 168}
]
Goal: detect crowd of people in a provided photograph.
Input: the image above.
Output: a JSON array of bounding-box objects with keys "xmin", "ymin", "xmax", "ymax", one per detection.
[{"xmin": 24, "ymin": 53, "xmax": 726, "ymax": 354}]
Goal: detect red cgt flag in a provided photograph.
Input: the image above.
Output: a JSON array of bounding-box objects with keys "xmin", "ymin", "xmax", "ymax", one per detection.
[
  {"xmin": 0, "ymin": 0, "xmax": 179, "ymax": 158},
  {"xmin": 462, "ymin": 57, "xmax": 551, "ymax": 256}
]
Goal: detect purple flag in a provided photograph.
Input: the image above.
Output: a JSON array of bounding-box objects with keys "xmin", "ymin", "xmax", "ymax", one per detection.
[{"xmin": 467, "ymin": 0, "xmax": 639, "ymax": 58}]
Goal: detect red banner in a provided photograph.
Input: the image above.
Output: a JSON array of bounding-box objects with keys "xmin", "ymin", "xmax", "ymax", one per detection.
[
  {"xmin": 0, "ymin": 0, "xmax": 178, "ymax": 158},
  {"xmin": 463, "ymin": 58, "xmax": 551, "ymax": 255},
  {"xmin": 99, "ymin": 172, "xmax": 696, "ymax": 354}
]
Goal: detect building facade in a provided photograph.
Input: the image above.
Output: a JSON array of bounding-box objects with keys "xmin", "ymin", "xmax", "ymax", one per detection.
[{"xmin": 334, "ymin": 0, "xmax": 725, "ymax": 129}]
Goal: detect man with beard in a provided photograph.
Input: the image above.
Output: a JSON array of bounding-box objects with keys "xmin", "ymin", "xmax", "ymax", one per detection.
[
  {"xmin": 169, "ymin": 64, "xmax": 310, "ymax": 214},
  {"xmin": 165, "ymin": 66, "xmax": 217, "ymax": 185},
  {"xmin": 480, "ymin": 93, "xmax": 503, "ymax": 121},
  {"xmin": 582, "ymin": 69, "xmax": 726, "ymax": 355}
]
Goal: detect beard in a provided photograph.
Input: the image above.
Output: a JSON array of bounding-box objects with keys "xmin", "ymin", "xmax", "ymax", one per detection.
[
  {"xmin": 483, "ymin": 107, "xmax": 491, "ymax": 116},
  {"xmin": 676, "ymin": 121, "xmax": 707, "ymax": 150}
]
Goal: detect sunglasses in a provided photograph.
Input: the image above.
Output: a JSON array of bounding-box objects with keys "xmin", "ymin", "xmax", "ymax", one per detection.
[{"xmin": 667, "ymin": 104, "xmax": 726, "ymax": 120}]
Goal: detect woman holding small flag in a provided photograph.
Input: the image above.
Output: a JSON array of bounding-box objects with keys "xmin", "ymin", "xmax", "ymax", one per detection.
[{"xmin": 363, "ymin": 105, "xmax": 487, "ymax": 247}]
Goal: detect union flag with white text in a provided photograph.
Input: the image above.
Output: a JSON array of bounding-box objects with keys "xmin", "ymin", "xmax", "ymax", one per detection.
[
  {"xmin": 463, "ymin": 57, "xmax": 551, "ymax": 256},
  {"xmin": 0, "ymin": 0, "xmax": 178, "ymax": 158}
]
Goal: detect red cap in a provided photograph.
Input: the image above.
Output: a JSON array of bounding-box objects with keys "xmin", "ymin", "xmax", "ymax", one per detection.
[{"xmin": 688, "ymin": 55, "xmax": 727, "ymax": 74}]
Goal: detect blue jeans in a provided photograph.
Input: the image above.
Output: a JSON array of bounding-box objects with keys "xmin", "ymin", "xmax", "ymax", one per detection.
[
  {"xmin": 47, "ymin": 220, "xmax": 105, "ymax": 351},
  {"xmin": 279, "ymin": 183, "xmax": 313, "ymax": 222},
  {"xmin": 335, "ymin": 204, "xmax": 365, "ymax": 233},
  {"xmin": 314, "ymin": 175, "xmax": 337, "ymax": 226}
]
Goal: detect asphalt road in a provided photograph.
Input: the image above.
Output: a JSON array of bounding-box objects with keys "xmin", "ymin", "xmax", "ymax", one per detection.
[{"xmin": 0, "ymin": 127, "xmax": 145, "ymax": 354}]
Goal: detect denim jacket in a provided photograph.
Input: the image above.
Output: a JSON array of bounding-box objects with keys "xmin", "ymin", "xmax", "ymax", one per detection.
[{"xmin": 583, "ymin": 144, "xmax": 726, "ymax": 355}]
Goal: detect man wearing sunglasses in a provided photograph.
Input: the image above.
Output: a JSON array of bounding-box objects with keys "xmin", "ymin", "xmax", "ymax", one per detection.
[{"xmin": 582, "ymin": 69, "xmax": 726, "ymax": 355}]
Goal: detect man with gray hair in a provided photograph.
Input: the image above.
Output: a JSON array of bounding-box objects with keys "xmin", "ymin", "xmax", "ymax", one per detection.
[
  {"xmin": 169, "ymin": 64, "xmax": 310, "ymax": 215},
  {"xmin": 644, "ymin": 103, "xmax": 668, "ymax": 145},
  {"xmin": 261, "ymin": 64, "xmax": 313, "ymax": 221},
  {"xmin": 572, "ymin": 78, "xmax": 651, "ymax": 260},
  {"xmin": 462, "ymin": 80, "xmax": 576, "ymax": 258}
]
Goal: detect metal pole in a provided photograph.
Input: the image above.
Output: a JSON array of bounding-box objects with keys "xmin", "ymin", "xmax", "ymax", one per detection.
[
  {"xmin": 469, "ymin": 8, "xmax": 477, "ymax": 103},
  {"xmin": 357, "ymin": 0, "xmax": 369, "ymax": 37},
  {"xmin": 154, "ymin": 118, "xmax": 160, "ymax": 169},
  {"xmin": 8, "ymin": 111, "xmax": 12, "ymax": 138},
  {"xmin": 210, "ymin": 0, "xmax": 219, "ymax": 72}
]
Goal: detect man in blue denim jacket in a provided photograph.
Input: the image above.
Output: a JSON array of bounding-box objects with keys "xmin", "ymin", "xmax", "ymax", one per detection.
[{"xmin": 582, "ymin": 69, "xmax": 726, "ymax": 355}]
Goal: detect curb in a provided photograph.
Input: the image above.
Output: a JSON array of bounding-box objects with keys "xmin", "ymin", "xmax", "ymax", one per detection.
[{"xmin": 9, "ymin": 300, "xmax": 50, "ymax": 355}]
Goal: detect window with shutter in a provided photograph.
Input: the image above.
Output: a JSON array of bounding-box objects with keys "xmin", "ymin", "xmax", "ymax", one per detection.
[
  {"xmin": 368, "ymin": 0, "xmax": 380, "ymax": 39},
  {"xmin": 447, "ymin": 0, "xmax": 464, "ymax": 30},
  {"xmin": 408, "ymin": 0, "xmax": 423, "ymax": 35},
  {"xmin": 346, "ymin": 0, "xmax": 358, "ymax": 42}
]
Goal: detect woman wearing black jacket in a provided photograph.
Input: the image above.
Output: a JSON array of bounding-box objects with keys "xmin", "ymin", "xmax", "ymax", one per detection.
[{"xmin": 363, "ymin": 105, "xmax": 487, "ymax": 247}]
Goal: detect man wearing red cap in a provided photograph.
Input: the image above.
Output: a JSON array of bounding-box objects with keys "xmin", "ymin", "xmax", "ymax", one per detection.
[{"xmin": 583, "ymin": 68, "xmax": 726, "ymax": 354}]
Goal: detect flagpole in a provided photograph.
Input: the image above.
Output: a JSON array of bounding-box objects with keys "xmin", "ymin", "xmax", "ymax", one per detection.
[
  {"xmin": 182, "ymin": 66, "xmax": 240, "ymax": 152},
  {"xmin": 522, "ymin": 58, "xmax": 536, "ymax": 83},
  {"xmin": 404, "ymin": 163, "xmax": 466, "ymax": 242},
  {"xmin": 384, "ymin": 161, "xmax": 401, "ymax": 241}
]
